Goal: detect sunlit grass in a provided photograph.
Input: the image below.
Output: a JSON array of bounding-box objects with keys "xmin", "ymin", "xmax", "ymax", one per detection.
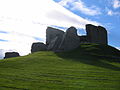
[{"xmin": 0, "ymin": 44, "xmax": 120, "ymax": 90}]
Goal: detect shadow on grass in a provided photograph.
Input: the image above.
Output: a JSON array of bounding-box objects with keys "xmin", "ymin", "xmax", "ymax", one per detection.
[{"xmin": 55, "ymin": 52, "xmax": 120, "ymax": 71}]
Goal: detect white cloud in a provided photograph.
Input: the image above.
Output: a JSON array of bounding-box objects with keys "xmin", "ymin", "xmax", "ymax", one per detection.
[
  {"xmin": 72, "ymin": 2, "xmax": 101, "ymax": 16},
  {"xmin": 59, "ymin": 0, "xmax": 74, "ymax": 7},
  {"xmin": 59, "ymin": 0, "xmax": 101, "ymax": 16},
  {"xmin": 113, "ymin": 0, "xmax": 120, "ymax": 9},
  {"xmin": 0, "ymin": 0, "xmax": 100, "ymax": 58},
  {"xmin": 107, "ymin": 9, "xmax": 120, "ymax": 16},
  {"xmin": 108, "ymin": 10, "xmax": 113, "ymax": 15},
  {"xmin": 0, "ymin": 49, "xmax": 4, "ymax": 59},
  {"xmin": 0, "ymin": 32, "xmax": 41, "ymax": 56}
]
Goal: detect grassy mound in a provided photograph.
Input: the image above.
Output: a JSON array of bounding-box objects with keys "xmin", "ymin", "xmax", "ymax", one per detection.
[
  {"xmin": 60, "ymin": 43, "xmax": 120, "ymax": 56},
  {"xmin": 0, "ymin": 44, "xmax": 120, "ymax": 90}
]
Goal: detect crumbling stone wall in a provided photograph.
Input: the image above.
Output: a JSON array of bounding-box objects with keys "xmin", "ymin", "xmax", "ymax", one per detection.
[
  {"xmin": 86, "ymin": 24, "xmax": 107, "ymax": 44},
  {"xmin": 86, "ymin": 24, "xmax": 99, "ymax": 43},
  {"xmin": 31, "ymin": 24, "xmax": 108, "ymax": 53},
  {"xmin": 46, "ymin": 27, "xmax": 64, "ymax": 50},
  {"xmin": 3, "ymin": 24, "xmax": 108, "ymax": 58},
  {"xmin": 97, "ymin": 26, "xmax": 108, "ymax": 44},
  {"xmin": 59, "ymin": 27, "xmax": 80, "ymax": 51},
  {"xmin": 79, "ymin": 36, "xmax": 88, "ymax": 43},
  {"xmin": 31, "ymin": 42, "xmax": 47, "ymax": 53},
  {"xmin": 4, "ymin": 52, "xmax": 20, "ymax": 59}
]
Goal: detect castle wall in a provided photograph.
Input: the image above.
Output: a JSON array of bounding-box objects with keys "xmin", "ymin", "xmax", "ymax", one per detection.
[
  {"xmin": 46, "ymin": 27, "xmax": 64, "ymax": 50},
  {"xmin": 97, "ymin": 26, "xmax": 108, "ymax": 44},
  {"xmin": 86, "ymin": 24, "xmax": 108, "ymax": 44},
  {"xmin": 79, "ymin": 36, "xmax": 88, "ymax": 43},
  {"xmin": 86, "ymin": 24, "xmax": 99, "ymax": 43},
  {"xmin": 31, "ymin": 42, "xmax": 47, "ymax": 53},
  {"xmin": 31, "ymin": 24, "xmax": 108, "ymax": 53},
  {"xmin": 59, "ymin": 27, "xmax": 80, "ymax": 51}
]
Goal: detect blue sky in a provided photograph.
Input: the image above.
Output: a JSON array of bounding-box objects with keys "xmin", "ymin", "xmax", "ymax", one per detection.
[
  {"xmin": 0, "ymin": 0, "xmax": 120, "ymax": 59},
  {"xmin": 54, "ymin": 0, "xmax": 120, "ymax": 48}
]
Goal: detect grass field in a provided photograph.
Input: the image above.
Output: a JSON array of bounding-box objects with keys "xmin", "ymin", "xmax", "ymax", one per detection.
[{"xmin": 0, "ymin": 44, "xmax": 120, "ymax": 90}]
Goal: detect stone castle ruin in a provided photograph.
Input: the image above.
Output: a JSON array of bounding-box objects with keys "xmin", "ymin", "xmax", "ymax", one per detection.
[
  {"xmin": 4, "ymin": 24, "xmax": 108, "ymax": 58},
  {"xmin": 4, "ymin": 52, "xmax": 20, "ymax": 59},
  {"xmin": 86, "ymin": 24, "xmax": 107, "ymax": 44},
  {"xmin": 31, "ymin": 24, "xmax": 108, "ymax": 53}
]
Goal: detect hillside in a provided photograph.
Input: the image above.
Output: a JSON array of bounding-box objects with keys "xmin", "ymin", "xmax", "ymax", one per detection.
[{"xmin": 0, "ymin": 44, "xmax": 120, "ymax": 90}]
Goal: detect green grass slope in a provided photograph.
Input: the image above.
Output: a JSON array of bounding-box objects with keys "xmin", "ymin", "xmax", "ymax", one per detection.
[{"xmin": 0, "ymin": 44, "xmax": 120, "ymax": 90}]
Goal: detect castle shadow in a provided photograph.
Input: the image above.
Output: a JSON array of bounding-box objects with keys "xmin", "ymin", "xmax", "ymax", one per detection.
[{"xmin": 55, "ymin": 52, "xmax": 120, "ymax": 71}]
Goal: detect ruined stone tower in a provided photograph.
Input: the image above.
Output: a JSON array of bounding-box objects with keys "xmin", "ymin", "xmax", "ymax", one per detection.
[
  {"xmin": 31, "ymin": 24, "xmax": 108, "ymax": 53},
  {"xmin": 86, "ymin": 24, "xmax": 108, "ymax": 44},
  {"xmin": 46, "ymin": 27, "xmax": 64, "ymax": 50}
]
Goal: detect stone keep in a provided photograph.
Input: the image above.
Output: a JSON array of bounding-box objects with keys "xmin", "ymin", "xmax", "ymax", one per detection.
[
  {"xmin": 59, "ymin": 27, "xmax": 80, "ymax": 51},
  {"xmin": 86, "ymin": 24, "xmax": 107, "ymax": 44},
  {"xmin": 4, "ymin": 52, "xmax": 20, "ymax": 59},
  {"xmin": 86, "ymin": 24, "xmax": 99, "ymax": 43},
  {"xmin": 97, "ymin": 26, "xmax": 108, "ymax": 44},
  {"xmin": 46, "ymin": 27, "xmax": 64, "ymax": 50},
  {"xmin": 31, "ymin": 24, "xmax": 108, "ymax": 53},
  {"xmin": 31, "ymin": 42, "xmax": 47, "ymax": 53}
]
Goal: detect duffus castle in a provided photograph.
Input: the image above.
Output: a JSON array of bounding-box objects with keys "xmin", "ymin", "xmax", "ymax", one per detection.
[
  {"xmin": 31, "ymin": 24, "xmax": 108, "ymax": 52},
  {"xmin": 4, "ymin": 24, "xmax": 108, "ymax": 58}
]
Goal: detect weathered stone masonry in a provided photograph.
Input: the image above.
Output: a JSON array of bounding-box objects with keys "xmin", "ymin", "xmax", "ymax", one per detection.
[
  {"xmin": 3, "ymin": 24, "xmax": 108, "ymax": 59},
  {"xmin": 31, "ymin": 24, "xmax": 108, "ymax": 53},
  {"xmin": 86, "ymin": 24, "xmax": 107, "ymax": 44},
  {"xmin": 4, "ymin": 52, "xmax": 20, "ymax": 59}
]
